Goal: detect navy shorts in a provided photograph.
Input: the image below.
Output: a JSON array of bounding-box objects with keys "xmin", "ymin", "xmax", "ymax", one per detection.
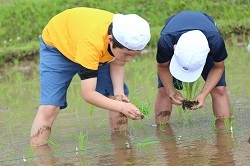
[
  {"xmin": 158, "ymin": 56, "xmax": 227, "ymax": 89},
  {"xmin": 39, "ymin": 36, "xmax": 129, "ymax": 109}
]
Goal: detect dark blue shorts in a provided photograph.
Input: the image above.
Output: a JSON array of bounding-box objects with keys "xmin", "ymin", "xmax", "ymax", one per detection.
[
  {"xmin": 39, "ymin": 36, "xmax": 129, "ymax": 109},
  {"xmin": 158, "ymin": 56, "xmax": 227, "ymax": 89}
]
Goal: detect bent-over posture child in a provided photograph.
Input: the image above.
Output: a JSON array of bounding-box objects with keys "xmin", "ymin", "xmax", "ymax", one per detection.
[
  {"xmin": 30, "ymin": 7, "xmax": 150, "ymax": 146},
  {"xmin": 155, "ymin": 10, "xmax": 231, "ymax": 125}
]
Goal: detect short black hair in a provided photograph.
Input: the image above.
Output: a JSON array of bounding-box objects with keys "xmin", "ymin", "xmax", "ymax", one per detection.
[{"xmin": 108, "ymin": 23, "xmax": 125, "ymax": 49}]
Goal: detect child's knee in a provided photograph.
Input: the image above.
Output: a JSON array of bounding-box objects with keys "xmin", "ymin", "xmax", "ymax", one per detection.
[
  {"xmin": 38, "ymin": 105, "xmax": 59, "ymax": 120},
  {"xmin": 158, "ymin": 87, "xmax": 168, "ymax": 97},
  {"xmin": 211, "ymin": 86, "xmax": 227, "ymax": 97}
]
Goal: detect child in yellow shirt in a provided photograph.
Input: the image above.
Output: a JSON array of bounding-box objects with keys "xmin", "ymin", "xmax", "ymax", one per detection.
[{"xmin": 30, "ymin": 7, "xmax": 150, "ymax": 146}]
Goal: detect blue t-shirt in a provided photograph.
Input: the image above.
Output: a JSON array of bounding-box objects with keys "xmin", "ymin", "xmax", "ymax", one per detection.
[{"xmin": 156, "ymin": 11, "xmax": 228, "ymax": 63}]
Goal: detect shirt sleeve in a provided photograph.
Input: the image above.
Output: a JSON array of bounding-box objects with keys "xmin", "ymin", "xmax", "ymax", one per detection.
[
  {"xmin": 78, "ymin": 66, "xmax": 98, "ymax": 80},
  {"xmin": 208, "ymin": 34, "xmax": 228, "ymax": 62},
  {"xmin": 156, "ymin": 35, "xmax": 174, "ymax": 63}
]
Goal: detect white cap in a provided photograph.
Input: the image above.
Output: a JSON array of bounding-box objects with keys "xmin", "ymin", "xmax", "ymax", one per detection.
[
  {"xmin": 170, "ymin": 30, "xmax": 210, "ymax": 82},
  {"xmin": 112, "ymin": 14, "xmax": 150, "ymax": 50}
]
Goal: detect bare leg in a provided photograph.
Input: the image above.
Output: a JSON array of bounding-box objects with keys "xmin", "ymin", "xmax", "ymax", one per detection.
[
  {"xmin": 34, "ymin": 144, "xmax": 57, "ymax": 165},
  {"xmin": 109, "ymin": 110, "xmax": 128, "ymax": 131},
  {"xmin": 155, "ymin": 87, "xmax": 172, "ymax": 125},
  {"xmin": 108, "ymin": 96, "xmax": 128, "ymax": 131},
  {"xmin": 210, "ymin": 86, "xmax": 231, "ymax": 119},
  {"xmin": 30, "ymin": 105, "xmax": 60, "ymax": 147}
]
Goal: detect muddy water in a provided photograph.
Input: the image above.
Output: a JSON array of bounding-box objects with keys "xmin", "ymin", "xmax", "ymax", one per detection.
[{"xmin": 0, "ymin": 44, "xmax": 250, "ymax": 165}]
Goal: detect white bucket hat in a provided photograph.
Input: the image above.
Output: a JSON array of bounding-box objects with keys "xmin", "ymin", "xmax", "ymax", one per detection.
[
  {"xmin": 112, "ymin": 14, "xmax": 150, "ymax": 50},
  {"xmin": 170, "ymin": 30, "xmax": 210, "ymax": 82}
]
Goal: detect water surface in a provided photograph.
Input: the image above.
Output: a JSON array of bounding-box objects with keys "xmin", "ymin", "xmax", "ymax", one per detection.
[{"xmin": 0, "ymin": 44, "xmax": 250, "ymax": 165}]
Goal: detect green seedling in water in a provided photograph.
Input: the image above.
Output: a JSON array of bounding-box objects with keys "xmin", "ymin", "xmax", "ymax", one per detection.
[
  {"xmin": 181, "ymin": 80, "xmax": 202, "ymax": 110},
  {"xmin": 177, "ymin": 105, "xmax": 193, "ymax": 125},
  {"xmin": 88, "ymin": 104, "xmax": 95, "ymax": 117},
  {"xmin": 136, "ymin": 100, "xmax": 151, "ymax": 118},
  {"xmin": 182, "ymin": 81, "xmax": 201, "ymax": 99},
  {"xmin": 46, "ymin": 139, "xmax": 59, "ymax": 148},
  {"xmin": 24, "ymin": 146, "xmax": 35, "ymax": 162},
  {"xmin": 137, "ymin": 136, "xmax": 159, "ymax": 148},
  {"xmin": 0, "ymin": 141, "xmax": 3, "ymax": 150},
  {"xmin": 177, "ymin": 106, "xmax": 184, "ymax": 123},
  {"xmin": 159, "ymin": 123, "xmax": 167, "ymax": 132},
  {"xmin": 75, "ymin": 131, "xmax": 88, "ymax": 155},
  {"xmin": 99, "ymin": 133, "xmax": 111, "ymax": 141},
  {"xmin": 186, "ymin": 111, "xmax": 193, "ymax": 124},
  {"xmin": 210, "ymin": 115, "xmax": 217, "ymax": 127},
  {"xmin": 224, "ymin": 117, "xmax": 236, "ymax": 132},
  {"xmin": 234, "ymin": 85, "xmax": 241, "ymax": 95},
  {"xmin": 128, "ymin": 88, "xmax": 153, "ymax": 118}
]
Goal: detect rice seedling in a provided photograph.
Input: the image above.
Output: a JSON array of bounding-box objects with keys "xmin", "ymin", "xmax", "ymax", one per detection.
[
  {"xmin": 97, "ymin": 117, "xmax": 107, "ymax": 128},
  {"xmin": 71, "ymin": 99, "xmax": 83, "ymax": 122},
  {"xmin": 224, "ymin": 117, "xmax": 236, "ymax": 133},
  {"xmin": 186, "ymin": 111, "xmax": 193, "ymax": 124},
  {"xmin": 46, "ymin": 139, "xmax": 59, "ymax": 149},
  {"xmin": 74, "ymin": 131, "xmax": 88, "ymax": 155},
  {"xmin": 177, "ymin": 106, "xmax": 184, "ymax": 124},
  {"xmin": 0, "ymin": 141, "xmax": 3, "ymax": 151},
  {"xmin": 233, "ymin": 85, "xmax": 241, "ymax": 95},
  {"xmin": 99, "ymin": 132, "xmax": 111, "ymax": 141},
  {"xmin": 158, "ymin": 123, "xmax": 167, "ymax": 132},
  {"xmin": 136, "ymin": 99, "xmax": 151, "ymax": 118},
  {"xmin": 230, "ymin": 107, "xmax": 235, "ymax": 116},
  {"xmin": 177, "ymin": 107, "xmax": 193, "ymax": 125},
  {"xmin": 210, "ymin": 115, "xmax": 217, "ymax": 127},
  {"xmin": 24, "ymin": 146, "xmax": 35, "ymax": 162},
  {"xmin": 137, "ymin": 136, "xmax": 159, "ymax": 148},
  {"xmin": 88, "ymin": 104, "xmax": 95, "ymax": 117},
  {"xmin": 181, "ymin": 79, "xmax": 202, "ymax": 110},
  {"xmin": 128, "ymin": 87, "xmax": 153, "ymax": 118}
]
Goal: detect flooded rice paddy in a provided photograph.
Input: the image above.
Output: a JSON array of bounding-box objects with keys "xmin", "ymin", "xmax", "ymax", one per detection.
[{"xmin": 0, "ymin": 41, "xmax": 250, "ymax": 165}]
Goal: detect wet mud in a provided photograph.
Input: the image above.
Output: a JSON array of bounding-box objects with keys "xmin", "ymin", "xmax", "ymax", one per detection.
[
  {"xmin": 156, "ymin": 110, "xmax": 171, "ymax": 117},
  {"xmin": 182, "ymin": 100, "xmax": 199, "ymax": 110}
]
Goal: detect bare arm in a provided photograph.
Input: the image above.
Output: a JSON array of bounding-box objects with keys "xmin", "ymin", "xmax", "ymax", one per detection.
[
  {"xmin": 109, "ymin": 59, "xmax": 128, "ymax": 101},
  {"xmin": 158, "ymin": 61, "xmax": 174, "ymax": 92},
  {"xmin": 158, "ymin": 61, "xmax": 184, "ymax": 105},
  {"xmin": 81, "ymin": 77, "xmax": 142, "ymax": 119},
  {"xmin": 110, "ymin": 60, "xmax": 125, "ymax": 94},
  {"xmin": 194, "ymin": 60, "xmax": 225, "ymax": 109}
]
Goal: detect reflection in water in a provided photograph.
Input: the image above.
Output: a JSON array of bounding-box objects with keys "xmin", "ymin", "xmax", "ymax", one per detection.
[
  {"xmin": 33, "ymin": 144, "xmax": 73, "ymax": 166},
  {"xmin": 93, "ymin": 130, "xmax": 139, "ymax": 165},
  {"xmin": 209, "ymin": 119, "xmax": 235, "ymax": 165},
  {"xmin": 33, "ymin": 145, "xmax": 57, "ymax": 165},
  {"xmin": 109, "ymin": 131, "xmax": 137, "ymax": 165},
  {"xmin": 155, "ymin": 124, "xmax": 183, "ymax": 165},
  {"xmin": 155, "ymin": 119, "xmax": 235, "ymax": 165}
]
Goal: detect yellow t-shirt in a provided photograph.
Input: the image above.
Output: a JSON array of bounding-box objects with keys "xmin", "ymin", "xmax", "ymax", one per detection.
[{"xmin": 42, "ymin": 7, "xmax": 115, "ymax": 70}]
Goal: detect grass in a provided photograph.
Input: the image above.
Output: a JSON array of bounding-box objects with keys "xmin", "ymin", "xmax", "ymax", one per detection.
[{"xmin": 0, "ymin": 0, "xmax": 249, "ymax": 65}]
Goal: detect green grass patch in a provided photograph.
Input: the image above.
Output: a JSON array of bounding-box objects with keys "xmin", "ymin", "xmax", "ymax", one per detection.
[{"xmin": 0, "ymin": 0, "xmax": 249, "ymax": 65}]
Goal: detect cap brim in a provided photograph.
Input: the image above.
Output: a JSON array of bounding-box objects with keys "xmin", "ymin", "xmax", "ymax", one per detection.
[{"xmin": 169, "ymin": 55, "xmax": 204, "ymax": 82}]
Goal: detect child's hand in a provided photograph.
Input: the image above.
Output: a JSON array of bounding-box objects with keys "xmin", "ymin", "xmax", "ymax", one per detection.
[
  {"xmin": 121, "ymin": 102, "xmax": 142, "ymax": 120},
  {"xmin": 109, "ymin": 95, "xmax": 143, "ymax": 119},
  {"xmin": 191, "ymin": 92, "xmax": 206, "ymax": 110},
  {"xmin": 168, "ymin": 89, "xmax": 184, "ymax": 105}
]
